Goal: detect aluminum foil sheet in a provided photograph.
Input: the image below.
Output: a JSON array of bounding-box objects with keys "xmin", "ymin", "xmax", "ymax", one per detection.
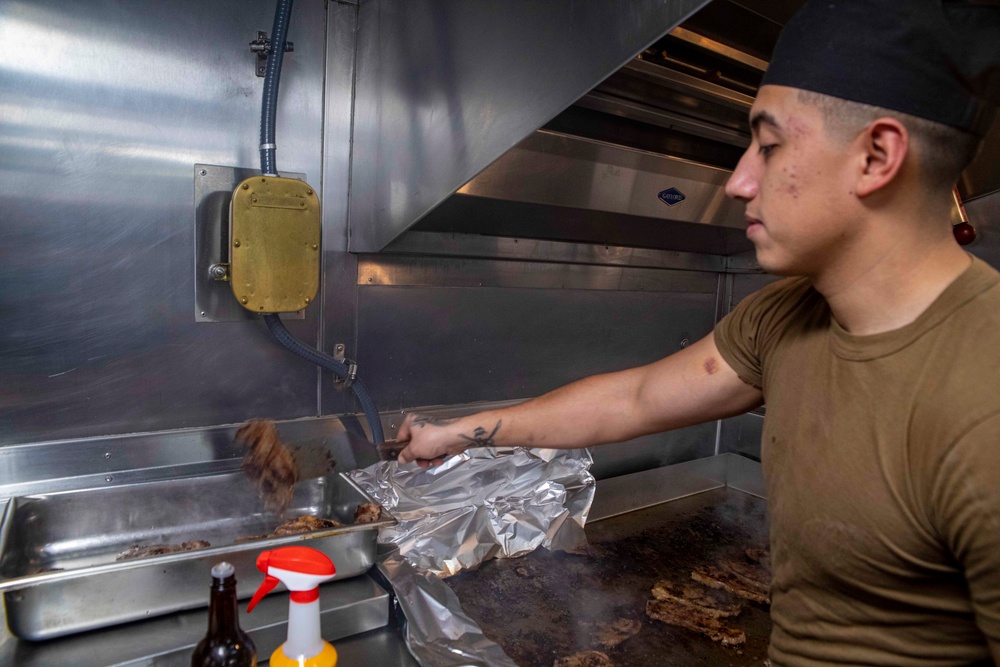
[
  {"xmin": 350, "ymin": 447, "xmax": 595, "ymax": 666},
  {"xmin": 349, "ymin": 447, "xmax": 595, "ymax": 577}
]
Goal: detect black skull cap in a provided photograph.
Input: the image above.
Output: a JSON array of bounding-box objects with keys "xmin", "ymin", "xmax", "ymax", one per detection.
[{"xmin": 761, "ymin": 0, "xmax": 1000, "ymax": 136}]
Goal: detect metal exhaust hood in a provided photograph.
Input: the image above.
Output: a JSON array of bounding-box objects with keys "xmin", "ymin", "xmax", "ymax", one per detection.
[
  {"xmin": 348, "ymin": 0, "xmax": 1000, "ymax": 255},
  {"xmin": 348, "ymin": 0, "xmax": 713, "ymax": 253}
]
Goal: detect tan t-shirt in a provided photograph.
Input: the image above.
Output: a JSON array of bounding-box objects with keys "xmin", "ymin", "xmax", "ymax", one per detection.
[{"xmin": 715, "ymin": 256, "xmax": 1000, "ymax": 667}]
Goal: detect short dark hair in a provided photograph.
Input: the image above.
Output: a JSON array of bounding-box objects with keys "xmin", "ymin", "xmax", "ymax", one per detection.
[{"xmin": 797, "ymin": 89, "xmax": 981, "ymax": 190}]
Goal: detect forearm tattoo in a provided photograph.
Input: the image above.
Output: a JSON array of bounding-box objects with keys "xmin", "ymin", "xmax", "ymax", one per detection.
[
  {"xmin": 412, "ymin": 415, "xmax": 458, "ymax": 428},
  {"xmin": 457, "ymin": 420, "xmax": 502, "ymax": 448}
]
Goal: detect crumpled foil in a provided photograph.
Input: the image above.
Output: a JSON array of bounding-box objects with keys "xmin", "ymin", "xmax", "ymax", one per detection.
[{"xmin": 349, "ymin": 447, "xmax": 595, "ymax": 666}]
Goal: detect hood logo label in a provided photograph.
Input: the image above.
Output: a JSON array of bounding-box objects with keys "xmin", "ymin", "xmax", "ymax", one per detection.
[{"xmin": 658, "ymin": 187, "xmax": 686, "ymax": 207}]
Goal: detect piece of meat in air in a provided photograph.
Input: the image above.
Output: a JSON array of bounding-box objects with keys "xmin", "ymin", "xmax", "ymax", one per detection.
[
  {"xmin": 646, "ymin": 597, "xmax": 746, "ymax": 646},
  {"xmin": 235, "ymin": 419, "xmax": 298, "ymax": 514},
  {"xmin": 650, "ymin": 579, "xmax": 743, "ymax": 618}
]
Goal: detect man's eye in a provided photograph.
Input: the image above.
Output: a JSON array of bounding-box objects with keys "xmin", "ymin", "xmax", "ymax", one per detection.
[{"xmin": 758, "ymin": 144, "xmax": 777, "ymax": 156}]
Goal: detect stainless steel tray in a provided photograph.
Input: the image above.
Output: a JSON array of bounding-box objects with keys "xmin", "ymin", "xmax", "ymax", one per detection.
[{"xmin": 0, "ymin": 471, "xmax": 393, "ymax": 640}]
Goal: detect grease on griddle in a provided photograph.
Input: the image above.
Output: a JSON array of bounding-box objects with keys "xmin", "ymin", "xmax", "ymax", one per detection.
[
  {"xmin": 235, "ymin": 419, "xmax": 298, "ymax": 514},
  {"xmin": 553, "ymin": 650, "xmax": 614, "ymax": 667}
]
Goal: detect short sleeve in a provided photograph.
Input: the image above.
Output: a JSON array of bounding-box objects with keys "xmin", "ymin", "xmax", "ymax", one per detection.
[
  {"xmin": 932, "ymin": 411, "xmax": 1000, "ymax": 640},
  {"xmin": 714, "ymin": 276, "xmax": 813, "ymax": 391}
]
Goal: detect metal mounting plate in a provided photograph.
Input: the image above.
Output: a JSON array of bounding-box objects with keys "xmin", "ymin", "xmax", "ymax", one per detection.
[{"xmin": 193, "ymin": 164, "xmax": 307, "ymax": 322}]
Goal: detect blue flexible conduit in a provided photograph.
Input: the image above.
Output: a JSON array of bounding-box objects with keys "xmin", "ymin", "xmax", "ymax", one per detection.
[
  {"xmin": 263, "ymin": 314, "xmax": 385, "ymax": 444},
  {"xmin": 259, "ymin": 0, "xmax": 293, "ymax": 176},
  {"xmin": 258, "ymin": 0, "xmax": 385, "ymax": 444}
]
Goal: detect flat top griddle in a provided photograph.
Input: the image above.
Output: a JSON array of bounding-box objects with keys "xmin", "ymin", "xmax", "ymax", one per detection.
[{"xmin": 447, "ymin": 488, "xmax": 771, "ymax": 667}]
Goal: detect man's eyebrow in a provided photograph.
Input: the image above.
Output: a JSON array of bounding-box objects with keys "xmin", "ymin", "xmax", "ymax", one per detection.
[{"xmin": 750, "ymin": 110, "xmax": 782, "ymax": 134}]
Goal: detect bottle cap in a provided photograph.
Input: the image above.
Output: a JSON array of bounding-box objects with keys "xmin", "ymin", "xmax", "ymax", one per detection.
[{"xmin": 211, "ymin": 561, "xmax": 236, "ymax": 579}]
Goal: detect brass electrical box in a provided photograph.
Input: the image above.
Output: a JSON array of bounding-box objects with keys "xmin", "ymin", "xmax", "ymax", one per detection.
[{"xmin": 230, "ymin": 176, "xmax": 321, "ymax": 313}]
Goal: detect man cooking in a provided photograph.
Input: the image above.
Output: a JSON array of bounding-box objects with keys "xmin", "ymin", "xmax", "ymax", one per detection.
[{"xmin": 397, "ymin": 1, "xmax": 1000, "ymax": 664}]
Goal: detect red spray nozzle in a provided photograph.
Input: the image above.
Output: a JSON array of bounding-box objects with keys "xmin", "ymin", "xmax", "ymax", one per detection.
[{"xmin": 246, "ymin": 546, "xmax": 336, "ymax": 613}]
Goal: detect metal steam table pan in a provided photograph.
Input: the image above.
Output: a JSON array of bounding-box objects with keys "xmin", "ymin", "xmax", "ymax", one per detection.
[{"xmin": 0, "ymin": 470, "xmax": 393, "ymax": 640}]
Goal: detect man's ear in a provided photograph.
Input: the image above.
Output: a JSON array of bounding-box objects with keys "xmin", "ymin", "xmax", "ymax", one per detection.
[{"xmin": 854, "ymin": 117, "xmax": 909, "ymax": 198}]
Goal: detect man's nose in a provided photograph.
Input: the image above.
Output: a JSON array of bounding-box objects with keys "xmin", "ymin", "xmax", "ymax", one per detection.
[{"xmin": 725, "ymin": 150, "xmax": 758, "ymax": 202}]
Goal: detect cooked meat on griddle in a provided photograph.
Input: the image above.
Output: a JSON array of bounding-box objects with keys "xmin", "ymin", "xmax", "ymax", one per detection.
[
  {"xmin": 593, "ymin": 617, "xmax": 641, "ymax": 649},
  {"xmin": 233, "ymin": 534, "xmax": 269, "ymax": 544},
  {"xmin": 650, "ymin": 579, "xmax": 743, "ymax": 618},
  {"xmin": 235, "ymin": 418, "xmax": 298, "ymax": 514},
  {"xmin": 116, "ymin": 540, "xmax": 211, "ymax": 562},
  {"xmin": 353, "ymin": 502, "xmax": 382, "ymax": 524},
  {"xmin": 646, "ymin": 598, "xmax": 746, "ymax": 647},
  {"xmin": 270, "ymin": 515, "xmax": 345, "ymax": 536},
  {"xmin": 692, "ymin": 565, "xmax": 770, "ymax": 605},
  {"xmin": 553, "ymin": 650, "xmax": 615, "ymax": 667},
  {"xmin": 745, "ymin": 547, "xmax": 772, "ymax": 573},
  {"xmin": 721, "ymin": 557, "xmax": 770, "ymax": 594}
]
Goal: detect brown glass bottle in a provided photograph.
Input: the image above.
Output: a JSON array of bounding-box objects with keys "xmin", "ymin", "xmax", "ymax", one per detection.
[{"xmin": 191, "ymin": 562, "xmax": 257, "ymax": 667}]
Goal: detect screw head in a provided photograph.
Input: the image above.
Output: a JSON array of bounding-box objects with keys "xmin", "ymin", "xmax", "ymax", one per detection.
[
  {"xmin": 105, "ymin": 476, "xmax": 113, "ymax": 483},
  {"xmin": 200, "ymin": 311, "xmax": 207, "ymax": 317},
  {"xmin": 199, "ymin": 169, "xmax": 207, "ymax": 176},
  {"xmin": 104, "ymin": 452, "xmax": 111, "ymax": 459}
]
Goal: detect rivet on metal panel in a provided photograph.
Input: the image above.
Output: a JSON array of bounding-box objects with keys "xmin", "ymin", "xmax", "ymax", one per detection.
[
  {"xmin": 300, "ymin": 201, "xmax": 305, "ymax": 207},
  {"xmin": 306, "ymin": 190, "xmax": 313, "ymax": 196},
  {"xmin": 200, "ymin": 311, "xmax": 207, "ymax": 317},
  {"xmin": 104, "ymin": 452, "xmax": 111, "ymax": 459},
  {"xmin": 199, "ymin": 169, "xmax": 207, "ymax": 176},
  {"xmin": 241, "ymin": 297, "xmax": 248, "ymax": 304},
  {"xmin": 312, "ymin": 244, "xmax": 318, "ymax": 250},
  {"xmin": 105, "ymin": 476, "xmax": 113, "ymax": 483},
  {"xmin": 680, "ymin": 338, "xmax": 690, "ymax": 348},
  {"xmin": 234, "ymin": 240, "xmax": 241, "ymax": 247},
  {"xmin": 242, "ymin": 183, "xmax": 249, "ymax": 190},
  {"xmin": 367, "ymin": 277, "xmax": 373, "ymax": 283},
  {"xmin": 304, "ymin": 297, "xmax": 310, "ymax": 304},
  {"xmin": 252, "ymin": 197, "xmax": 258, "ymax": 203}
]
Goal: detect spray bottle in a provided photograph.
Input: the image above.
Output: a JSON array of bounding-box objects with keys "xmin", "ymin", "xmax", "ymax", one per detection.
[{"xmin": 246, "ymin": 546, "xmax": 338, "ymax": 667}]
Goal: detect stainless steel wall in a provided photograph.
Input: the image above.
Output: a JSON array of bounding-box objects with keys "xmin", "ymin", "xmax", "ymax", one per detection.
[
  {"xmin": 0, "ymin": 0, "xmax": 329, "ymax": 443},
  {"xmin": 0, "ymin": 0, "xmax": 726, "ymax": 485}
]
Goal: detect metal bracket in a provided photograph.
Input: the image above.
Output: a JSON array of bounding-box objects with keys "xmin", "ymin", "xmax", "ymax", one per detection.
[
  {"xmin": 250, "ymin": 30, "xmax": 295, "ymax": 77},
  {"xmin": 332, "ymin": 343, "xmax": 358, "ymax": 390}
]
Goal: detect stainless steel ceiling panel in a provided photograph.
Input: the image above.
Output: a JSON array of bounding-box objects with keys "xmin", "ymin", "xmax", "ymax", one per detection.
[{"xmin": 349, "ymin": 0, "xmax": 712, "ymax": 252}]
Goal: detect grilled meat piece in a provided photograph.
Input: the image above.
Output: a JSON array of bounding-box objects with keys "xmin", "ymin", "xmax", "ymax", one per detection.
[
  {"xmin": 116, "ymin": 540, "xmax": 211, "ymax": 562},
  {"xmin": 692, "ymin": 565, "xmax": 770, "ymax": 605},
  {"xmin": 553, "ymin": 650, "xmax": 614, "ymax": 667},
  {"xmin": 721, "ymin": 557, "xmax": 770, "ymax": 594},
  {"xmin": 646, "ymin": 598, "xmax": 746, "ymax": 646},
  {"xmin": 353, "ymin": 502, "xmax": 382, "ymax": 524},
  {"xmin": 270, "ymin": 515, "xmax": 344, "ymax": 536},
  {"xmin": 651, "ymin": 579, "xmax": 743, "ymax": 618},
  {"xmin": 593, "ymin": 618, "xmax": 641, "ymax": 649},
  {"xmin": 236, "ymin": 418, "xmax": 298, "ymax": 514},
  {"xmin": 745, "ymin": 547, "xmax": 772, "ymax": 573}
]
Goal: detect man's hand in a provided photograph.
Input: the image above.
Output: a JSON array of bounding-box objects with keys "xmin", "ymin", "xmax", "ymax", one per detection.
[{"xmin": 396, "ymin": 413, "xmax": 502, "ymax": 467}]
